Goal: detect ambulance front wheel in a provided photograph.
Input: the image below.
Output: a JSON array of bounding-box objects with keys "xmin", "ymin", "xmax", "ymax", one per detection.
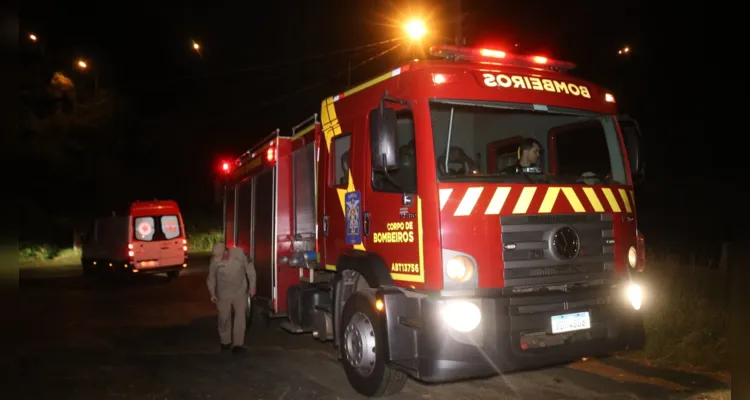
[{"xmin": 339, "ymin": 291, "xmax": 407, "ymax": 397}]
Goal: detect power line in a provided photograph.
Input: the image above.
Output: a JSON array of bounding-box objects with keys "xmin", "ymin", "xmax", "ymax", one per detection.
[
  {"xmin": 155, "ymin": 41, "xmax": 406, "ymax": 131},
  {"xmin": 131, "ymin": 37, "xmax": 407, "ymax": 88},
  {"xmin": 233, "ymin": 41, "xmax": 406, "ymax": 119}
]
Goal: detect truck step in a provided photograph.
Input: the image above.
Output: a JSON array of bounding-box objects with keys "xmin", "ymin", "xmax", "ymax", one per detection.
[
  {"xmin": 314, "ymin": 304, "xmax": 331, "ymax": 313},
  {"xmin": 280, "ymin": 321, "xmax": 306, "ymax": 334},
  {"xmin": 265, "ymin": 311, "xmax": 288, "ymax": 320}
]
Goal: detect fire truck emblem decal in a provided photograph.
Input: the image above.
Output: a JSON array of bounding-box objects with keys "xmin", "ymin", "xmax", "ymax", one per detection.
[
  {"xmin": 551, "ymin": 227, "xmax": 580, "ymax": 260},
  {"xmin": 345, "ymin": 191, "xmax": 362, "ymax": 245}
]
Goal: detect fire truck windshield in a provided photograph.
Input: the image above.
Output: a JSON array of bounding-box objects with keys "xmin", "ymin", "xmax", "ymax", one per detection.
[{"xmin": 430, "ymin": 101, "xmax": 628, "ymax": 185}]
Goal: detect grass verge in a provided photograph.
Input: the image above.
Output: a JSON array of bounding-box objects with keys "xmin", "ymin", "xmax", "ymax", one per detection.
[
  {"xmin": 19, "ymin": 230, "xmax": 225, "ymax": 266},
  {"xmin": 634, "ymin": 251, "xmax": 729, "ymax": 373}
]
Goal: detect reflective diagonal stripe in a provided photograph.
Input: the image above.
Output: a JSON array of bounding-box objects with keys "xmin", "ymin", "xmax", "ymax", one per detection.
[
  {"xmin": 440, "ymin": 185, "xmax": 634, "ymax": 216},
  {"xmin": 538, "ymin": 187, "xmax": 561, "ymax": 213},
  {"xmin": 601, "ymin": 188, "xmax": 621, "ymax": 213},
  {"xmin": 485, "ymin": 187, "xmax": 511, "ymax": 215},
  {"xmin": 561, "ymin": 187, "xmax": 585, "ymax": 212},
  {"xmin": 582, "ymin": 187, "xmax": 605, "ymax": 212},
  {"xmin": 454, "ymin": 187, "xmax": 483, "ymax": 216},
  {"xmin": 439, "ymin": 188, "xmax": 453, "ymax": 210},
  {"xmin": 619, "ymin": 189, "xmax": 632, "ymax": 213},
  {"xmin": 513, "ymin": 187, "xmax": 537, "ymax": 214}
]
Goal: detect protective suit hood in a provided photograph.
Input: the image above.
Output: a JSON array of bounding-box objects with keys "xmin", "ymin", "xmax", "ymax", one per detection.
[
  {"xmin": 211, "ymin": 242, "xmax": 226, "ymax": 258},
  {"xmin": 228, "ymin": 247, "xmax": 247, "ymax": 261}
]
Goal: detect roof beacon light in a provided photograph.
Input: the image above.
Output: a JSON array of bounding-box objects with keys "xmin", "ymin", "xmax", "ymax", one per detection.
[{"xmin": 430, "ymin": 45, "xmax": 576, "ymax": 72}]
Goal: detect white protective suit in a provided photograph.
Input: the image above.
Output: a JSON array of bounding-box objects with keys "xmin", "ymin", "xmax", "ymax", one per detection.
[{"xmin": 206, "ymin": 243, "xmax": 257, "ymax": 348}]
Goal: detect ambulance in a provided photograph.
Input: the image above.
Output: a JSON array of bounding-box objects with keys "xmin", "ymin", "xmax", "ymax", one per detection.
[
  {"xmin": 220, "ymin": 45, "xmax": 646, "ymax": 397},
  {"xmin": 81, "ymin": 200, "xmax": 188, "ymax": 279}
]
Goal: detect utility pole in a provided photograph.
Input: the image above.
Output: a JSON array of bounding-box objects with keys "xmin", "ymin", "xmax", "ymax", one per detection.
[{"xmin": 454, "ymin": 0, "xmax": 465, "ymax": 47}]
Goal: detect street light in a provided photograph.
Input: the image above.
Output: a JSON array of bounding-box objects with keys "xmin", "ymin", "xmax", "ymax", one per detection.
[
  {"xmin": 191, "ymin": 40, "xmax": 203, "ymax": 57},
  {"xmin": 29, "ymin": 33, "xmax": 37, "ymax": 42},
  {"xmin": 76, "ymin": 59, "xmax": 88, "ymax": 69},
  {"xmin": 618, "ymin": 46, "xmax": 631, "ymax": 55},
  {"xmin": 404, "ymin": 18, "xmax": 427, "ymax": 41}
]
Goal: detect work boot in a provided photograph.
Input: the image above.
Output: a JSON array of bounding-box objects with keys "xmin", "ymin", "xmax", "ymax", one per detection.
[
  {"xmin": 221, "ymin": 343, "xmax": 231, "ymax": 352},
  {"xmin": 231, "ymin": 346, "xmax": 246, "ymax": 355}
]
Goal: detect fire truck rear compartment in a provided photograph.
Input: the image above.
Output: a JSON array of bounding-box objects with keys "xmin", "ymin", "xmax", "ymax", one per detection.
[{"xmin": 380, "ymin": 286, "xmax": 644, "ymax": 383}]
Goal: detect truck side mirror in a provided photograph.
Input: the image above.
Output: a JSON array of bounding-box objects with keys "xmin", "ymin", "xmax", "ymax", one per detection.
[
  {"xmin": 619, "ymin": 117, "xmax": 645, "ymax": 183},
  {"xmin": 369, "ymin": 107, "xmax": 399, "ymax": 171}
]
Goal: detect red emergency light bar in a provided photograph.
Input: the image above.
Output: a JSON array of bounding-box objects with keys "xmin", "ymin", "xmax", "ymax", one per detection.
[{"xmin": 429, "ymin": 45, "xmax": 576, "ymax": 72}]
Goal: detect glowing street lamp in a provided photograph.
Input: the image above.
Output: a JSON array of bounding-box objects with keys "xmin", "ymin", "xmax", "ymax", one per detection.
[
  {"xmin": 618, "ymin": 46, "xmax": 631, "ymax": 55},
  {"xmin": 76, "ymin": 59, "xmax": 88, "ymax": 69},
  {"xmin": 29, "ymin": 33, "xmax": 38, "ymax": 42},
  {"xmin": 404, "ymin": 19, "xmax": 427, "ymax": 41}
]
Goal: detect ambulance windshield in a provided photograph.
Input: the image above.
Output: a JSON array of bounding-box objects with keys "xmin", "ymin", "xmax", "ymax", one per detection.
[{"xmin": 430, "ymin": 102, "xmax": 628, "ymax": 185}]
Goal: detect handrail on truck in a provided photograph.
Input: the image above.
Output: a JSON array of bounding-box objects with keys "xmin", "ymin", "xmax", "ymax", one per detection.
[
  {"xmin": 235, "ymin": 128, "xmax": 280, "ymax": 165},
  {"xmin": 292, "ymin": 113, "xmax": 319, "ymax": 136}
]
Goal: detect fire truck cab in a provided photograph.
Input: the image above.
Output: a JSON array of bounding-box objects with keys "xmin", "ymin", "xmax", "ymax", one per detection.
[{"xmin": 221, "ymin": 45, "xmax": 646, "ymax": 397}]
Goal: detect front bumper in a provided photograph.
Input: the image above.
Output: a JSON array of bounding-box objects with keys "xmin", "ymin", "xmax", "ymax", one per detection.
[{"xmin": 381, "ymin": 285, "xmax": 644, "ymax": 383}]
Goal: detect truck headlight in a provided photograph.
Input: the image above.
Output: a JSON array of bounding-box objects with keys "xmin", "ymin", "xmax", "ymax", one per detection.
[
  {"xmin": 628, "ymin": 246, "xmax": 637, "ymax": 268},
  {"xmin": 627, "ymin": 283, "xmax": 643, "ymax": 310},
  {"xmin": 441, "ymin": 300, "xmax": 481, "ymax": 333},
  {"xmin": 446, "ymin": 256, "xmax": 475, "ymax": 283}
]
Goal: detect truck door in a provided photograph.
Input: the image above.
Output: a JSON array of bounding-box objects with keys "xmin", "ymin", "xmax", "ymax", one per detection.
[
  {"xmin": 617, "ymin": 115, "xmax": 645, "ymax": 182},
  {"xmin": 159, "ymin": 215, "xmax": 184, "ymax": 267},
  {"xmin": 363, "ymin": 108, "xmax": 423, "ymax": 285}
]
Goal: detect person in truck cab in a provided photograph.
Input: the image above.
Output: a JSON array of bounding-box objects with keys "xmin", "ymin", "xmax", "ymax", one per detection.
[
  {"xmin": 502, "ymin": 138, "xmax": 543, "ymax": 174},
  {"xmin": 340, "ymin": 150, "xmax": 349, "ymax": 186},
  {"xmin": 206, "ymin": 243, "xmax": 257, "ymax": 354}
]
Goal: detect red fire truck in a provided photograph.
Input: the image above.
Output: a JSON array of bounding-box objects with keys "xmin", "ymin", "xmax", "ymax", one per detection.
[{"xmin": 220, "ymin": 45, "xmax": 647, "ymax": 397}]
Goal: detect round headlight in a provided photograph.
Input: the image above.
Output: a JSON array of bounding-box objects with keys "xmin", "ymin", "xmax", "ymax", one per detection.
[
  {"xmin": 446, "ymin": 256, "xmax": 475, "ymax": 283},
  {"xmin": 441, "ymin": 300, "xmax": 482, "ymax": 333},
  {"xmin": 628, "ymin": 246, "xmax": 637, "ymax": 268},
  {"xmin": 627, "ymin": 283, "xmax": 643, "ymax": 310}
]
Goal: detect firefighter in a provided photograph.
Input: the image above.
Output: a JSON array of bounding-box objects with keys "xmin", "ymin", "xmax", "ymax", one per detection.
[
  {"xmin": 206, "ymin": 243, "xmax": 257, "ymax": 354},
  {"xmin": 502, "ymin": 138, "xmax": 542, "ymax": 173}
]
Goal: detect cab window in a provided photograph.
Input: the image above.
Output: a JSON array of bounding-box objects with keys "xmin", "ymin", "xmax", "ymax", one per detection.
[
  {"xmin": 331, "ymin": 133, "xmax": 352, "ymax": 187},
  {"xmin": 371, "ymin": 109, "xmax": 417, "ymax": 193}
]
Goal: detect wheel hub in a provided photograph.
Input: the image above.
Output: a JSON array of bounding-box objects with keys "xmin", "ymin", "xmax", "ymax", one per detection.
[{"xmin": 344, "ymin": 311, "xmax": 377, "ymax": 376}]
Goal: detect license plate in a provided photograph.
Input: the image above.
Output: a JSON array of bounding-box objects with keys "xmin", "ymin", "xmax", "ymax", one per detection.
[
  {"xmin": 551, "ymin": 312, "xmax": 591, "ymax": 334},
  {"xmin": 139, "ymin": 260, "xmax": 159, "ymax": 268}
]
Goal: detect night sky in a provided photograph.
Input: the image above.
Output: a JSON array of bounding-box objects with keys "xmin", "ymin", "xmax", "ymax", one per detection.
[{"xmin": 19, "ymin": 1, "xmax": 713, "ymax": 253}]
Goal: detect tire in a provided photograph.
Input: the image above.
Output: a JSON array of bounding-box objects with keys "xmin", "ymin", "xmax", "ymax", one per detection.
[
  {"xmin": 81, "ymin": 259, "xmax": 94, "ymax": 276},
  {"xmin": 339, "ymin": 291, "xmax": 407, "ymax": 397}
]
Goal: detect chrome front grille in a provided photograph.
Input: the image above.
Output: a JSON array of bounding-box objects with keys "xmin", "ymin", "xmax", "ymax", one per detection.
[{"xmin": 500, "ymin": 213, "xmax": 615, "ymax": 289}]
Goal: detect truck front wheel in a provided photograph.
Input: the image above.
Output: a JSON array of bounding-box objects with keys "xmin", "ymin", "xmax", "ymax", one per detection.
[{"xmin": 339, "ymin": 291, "xmax": 407, "ymax": 397}]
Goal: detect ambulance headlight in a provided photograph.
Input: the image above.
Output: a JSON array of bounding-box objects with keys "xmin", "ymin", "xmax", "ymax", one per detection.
[
  {"xmin": 628, "ymin": 246, "xmax": 637, "ymax": 268},
  {"xmin": 627, "ymin": 283, "xmax": 643, "ymax": 310},
  {"xmin": 446, "ymin": 256, "xmax": 475, "ymax": 283},
  {"xmin": 441, "ymin": 300, "xmax": 481, "ymax": 333}
]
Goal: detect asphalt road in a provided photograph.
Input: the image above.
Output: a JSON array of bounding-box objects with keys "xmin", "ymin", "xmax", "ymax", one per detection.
[{"xmin": 14, "ymin": 257, "xmax": 729, "ymax": 400}]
